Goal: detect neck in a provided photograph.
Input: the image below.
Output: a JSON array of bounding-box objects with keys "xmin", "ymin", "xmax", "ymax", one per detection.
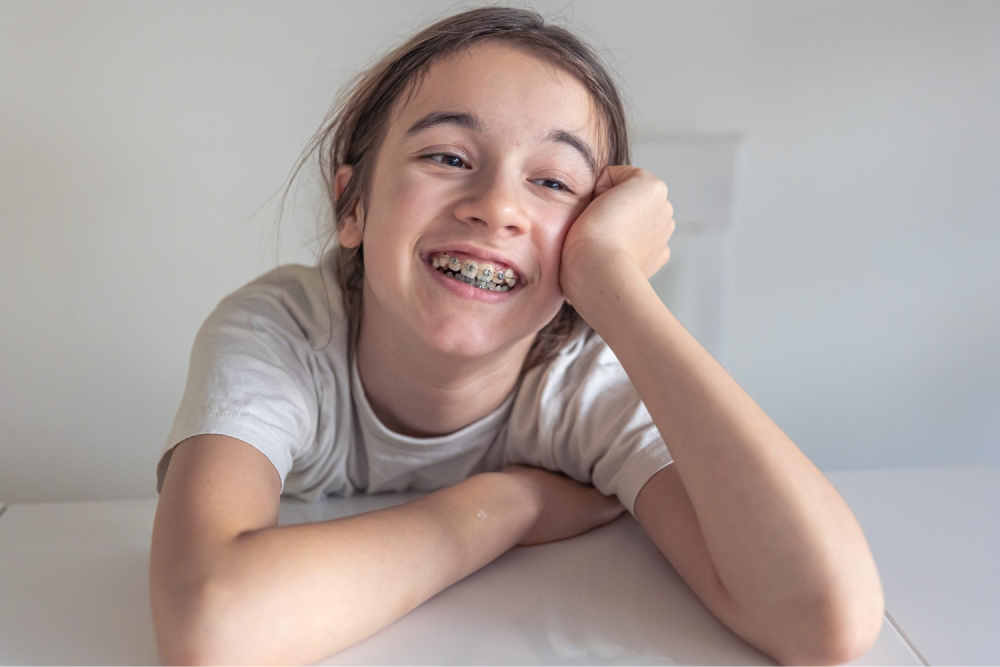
[{"xmin": 354, "ymin": 280, "xmax": 534, "ymax": 438}]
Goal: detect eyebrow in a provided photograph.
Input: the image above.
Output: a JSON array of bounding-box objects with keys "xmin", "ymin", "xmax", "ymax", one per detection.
[{"xmin": 403, "ymin": 110, "xmax": 598, "ymax": 180}]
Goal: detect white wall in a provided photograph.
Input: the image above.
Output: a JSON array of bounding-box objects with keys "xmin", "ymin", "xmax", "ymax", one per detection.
[{"xmin": 1, "ymin": 0, "xmax": 996, "ymax": 503}]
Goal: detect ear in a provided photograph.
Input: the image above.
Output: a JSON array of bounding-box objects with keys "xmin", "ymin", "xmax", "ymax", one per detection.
[{"xmin": 334, "ymin": 164, "xmax": 365, "ymax": 249}]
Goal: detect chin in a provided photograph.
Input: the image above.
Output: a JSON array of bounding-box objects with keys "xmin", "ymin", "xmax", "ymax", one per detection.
[
  {"xmin": 427, "ymin": 325, "xmax": 500, "ymax": 359},
  {"xmin": 421, "ymin": 327, "xmax": 518, "ymax": 360}
]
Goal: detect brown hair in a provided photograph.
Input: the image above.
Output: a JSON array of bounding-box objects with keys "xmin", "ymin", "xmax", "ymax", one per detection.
[{"xmin": 278, "ymin": 5, "xmax": 631, "ymax": 374}]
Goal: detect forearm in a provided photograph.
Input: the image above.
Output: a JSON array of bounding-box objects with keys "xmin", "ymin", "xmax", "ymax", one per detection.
[
  {"xmin": 189, "ymin": 472, "xmax": 536, "ymax": 665},
  {"xmin": 573, "ymin": 261, "xmax": 883, "ymax": 630}
]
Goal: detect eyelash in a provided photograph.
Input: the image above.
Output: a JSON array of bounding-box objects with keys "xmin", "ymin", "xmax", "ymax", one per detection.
[{"xmin": 420, "ymin": 153, "xmax": 575, "ymax": 194}]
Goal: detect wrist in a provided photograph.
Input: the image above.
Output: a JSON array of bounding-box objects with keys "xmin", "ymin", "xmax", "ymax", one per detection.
[
  {"xmin": 562, "ymin": 248, "xmax": 608, "ymax": 307},
  {"xmin": 566, "ymin": 257, "xmax": 647, "ymax": 330},
  {"xmin": 409, "ymin": 472, "xmax": 540, "ymax": 576},
  {"xmin": 479, "ymin": 470, "xmax": 542, "ymax": 528}
]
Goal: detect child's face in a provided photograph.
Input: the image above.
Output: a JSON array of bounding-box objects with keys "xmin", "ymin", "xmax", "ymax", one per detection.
[{"xmin": 338, "ymin": 41, "xmax": 602, "ymax": 361}]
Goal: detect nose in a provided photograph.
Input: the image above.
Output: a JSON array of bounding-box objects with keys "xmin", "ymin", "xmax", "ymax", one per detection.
[{"xmin": 452, "ymin": 167, "xmax": 528, "ymax": 234}]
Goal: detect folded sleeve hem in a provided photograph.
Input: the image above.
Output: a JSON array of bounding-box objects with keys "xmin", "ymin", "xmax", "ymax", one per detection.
[
  {"xmin": 615, "ymin": 437, "xmax": 674, "ymax": 520},
  {"xmin": 157, "ymin": 412, "xmax": 294, "ymax": 496}
]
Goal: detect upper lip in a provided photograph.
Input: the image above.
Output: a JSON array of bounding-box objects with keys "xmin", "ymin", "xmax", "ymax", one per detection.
[{"xmin": 425, "ymin": 243, "xmax": 527, "ymax": 281}]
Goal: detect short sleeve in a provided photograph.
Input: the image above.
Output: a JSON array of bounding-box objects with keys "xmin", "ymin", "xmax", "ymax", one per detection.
[
  {"xmin": 156, "ymin": 290, "xmax": 319, "ymax": 496},
  {"xmin": 503, "ymin": 329, "xmax": 674, "ymax": 519}
]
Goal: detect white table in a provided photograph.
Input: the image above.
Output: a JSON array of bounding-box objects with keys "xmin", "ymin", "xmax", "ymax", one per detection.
[{"xmin": 0, "ymin": 465, "xmax": 995, "ymax": 665}]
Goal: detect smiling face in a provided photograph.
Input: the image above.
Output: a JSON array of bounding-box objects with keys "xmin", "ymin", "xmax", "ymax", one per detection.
[{"xmin": 336, "ymin": 40, "xmax": 604, "ymax": 361}]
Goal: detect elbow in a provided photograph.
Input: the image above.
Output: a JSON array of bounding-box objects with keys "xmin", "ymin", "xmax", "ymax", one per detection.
[
  {"xmin": 830, "ymin": 592, "xmax": 886, "ymax": 665},
  {"xmin": 780, "ymin": 584, "xmax": 886, "ymax": 666},
  {"xmin": 784, "ymin": 624, "xmax": 883, "ymax": 666},
  {"xmin": 151, "ymin": 576, "xmax": 232, "ymax": 666}
]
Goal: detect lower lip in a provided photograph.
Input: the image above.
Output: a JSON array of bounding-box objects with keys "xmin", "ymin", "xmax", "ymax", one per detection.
[{"xmin": 423, "ymin": 257, "xmax": 523, "ymax": 303}]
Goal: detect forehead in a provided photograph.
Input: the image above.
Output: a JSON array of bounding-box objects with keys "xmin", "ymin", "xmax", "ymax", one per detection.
[{"xmin": 388, "ymin": 41, "xmax": 603, "ymax": 155}]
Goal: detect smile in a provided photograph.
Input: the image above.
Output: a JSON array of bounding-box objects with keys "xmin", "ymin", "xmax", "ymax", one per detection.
[{"xmin": 423, "ymin": 255, "xmax": 523, "ymax": 303}]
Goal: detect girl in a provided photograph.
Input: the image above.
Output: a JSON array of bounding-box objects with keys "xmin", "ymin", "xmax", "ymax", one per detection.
[{"xmin": 150, "ymin": 6, "xmax": 884, "ymax": 666}]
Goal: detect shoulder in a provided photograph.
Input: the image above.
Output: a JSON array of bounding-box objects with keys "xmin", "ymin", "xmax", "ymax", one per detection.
[
  {"xmin": 527, "ymin": 325, "xmax": 624, "ymax": 388},
  {"xmin": 560, "ymin": 326, "xmax": 623, "ymax": 371},
  {"xmin": 204, "ymin": 251, "xmax": 348, "ymax": 353},
  {"xmin": 512, "ymin": 325, "xmax": 628, "ymax": 413}
]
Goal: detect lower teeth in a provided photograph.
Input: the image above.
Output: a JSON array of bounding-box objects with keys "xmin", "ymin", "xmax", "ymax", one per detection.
[{"xmin": 437, "ymin": 269, "xmax": 512, "ymax": 292}]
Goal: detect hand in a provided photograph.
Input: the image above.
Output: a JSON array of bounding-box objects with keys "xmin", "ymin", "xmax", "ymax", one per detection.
[
  {"xmin": 498, "ymin": 464, "xmax": 626, "ymax": 546},
  {"xmin": 560, "ymin": 165, "xmax": 676, "ymax": 307}
]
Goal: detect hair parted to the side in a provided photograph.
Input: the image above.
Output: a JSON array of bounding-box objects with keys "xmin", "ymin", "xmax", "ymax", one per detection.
[{"xmin": 278, "ymin": 5, "xmax": 632, "ymax": 376}]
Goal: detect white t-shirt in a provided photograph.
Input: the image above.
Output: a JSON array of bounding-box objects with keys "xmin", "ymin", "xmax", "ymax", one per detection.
[{"xmin": 156, "ymin": 249, "xmax": 674, "ymax": 518}]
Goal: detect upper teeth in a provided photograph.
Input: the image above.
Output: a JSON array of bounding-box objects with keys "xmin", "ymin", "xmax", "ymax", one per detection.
[{"xmin": 431, "ymin": 252, "xmax": 518, "ymax": 287}]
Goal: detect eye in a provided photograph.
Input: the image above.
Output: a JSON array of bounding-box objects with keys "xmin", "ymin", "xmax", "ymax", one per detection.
[
  {"xmin": 421, "ymin": 152, "xmax": 468, "ymax": 169},
  {"xmin": 533, "ymin": 178, "xmax": 574, "ymax": 194},
  {"xmin": 420, "ymin": 153, "xmax": 576, "ymax": 195}
]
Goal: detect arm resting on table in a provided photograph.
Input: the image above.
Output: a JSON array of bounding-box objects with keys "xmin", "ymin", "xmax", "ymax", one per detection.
[{"xmin": 189, "ymin": 473, "xmax": 533, "ymax": 665}]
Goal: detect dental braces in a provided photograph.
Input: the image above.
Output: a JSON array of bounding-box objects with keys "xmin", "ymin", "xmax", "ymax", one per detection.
[
  {"xmin": 444, "ymin": 256, "xmax": 509, "ymax": 291},
  {"xmin": 446, "ymin": 257, "xmax": 507, "ymax": 282}
]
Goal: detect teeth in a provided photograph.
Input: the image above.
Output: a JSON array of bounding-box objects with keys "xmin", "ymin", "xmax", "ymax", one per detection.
[
  {"xmin": 460, "ymin": 260, "xmax": 479, "ymax": 279},
  {"xmin": 435, "ymin": 266, "xmax": 513, "ymax": 293},
  {"xmin": 476, "ymin": 263, "xmax": 495, "ymax": 282},
  {"xmin": 434, "ymin": 252, "xmax": 521, "ymax": 288}
]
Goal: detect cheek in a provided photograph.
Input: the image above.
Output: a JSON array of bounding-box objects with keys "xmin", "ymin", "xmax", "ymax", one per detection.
[
  {"xmin": 385, "ymin": 170, "xmax": 448, "ymax": 216},
  {"xmin": 536, "ymin": 228, "xmax": 564, "ymax": 266}
]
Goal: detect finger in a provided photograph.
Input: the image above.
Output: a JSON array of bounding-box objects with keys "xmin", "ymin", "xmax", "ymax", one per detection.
[{"xmin": 592, "ymin": 167, "xmax": 617, "ymax": 198}]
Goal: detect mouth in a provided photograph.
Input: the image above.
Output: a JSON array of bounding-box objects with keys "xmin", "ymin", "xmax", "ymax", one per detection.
[{"xmin": 422, "ymin": 254, "xmax": 524, "ymax": 303}]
